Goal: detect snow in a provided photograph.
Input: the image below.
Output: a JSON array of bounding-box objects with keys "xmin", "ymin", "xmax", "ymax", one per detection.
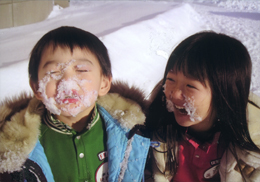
[
  {"xmin": 163, "ymin": 83, "xmax": 202, "ymax": 122},
  {"xmin": 38, "ymin": 72, "xmax": 98, "ymax": 117},
  {"xmin": 0, "ymin": 0, "xmax": 260, "ymax": 102},
  {"xmin": 183, "ymin": 95, "xmax": 202, "ymax": 122}
]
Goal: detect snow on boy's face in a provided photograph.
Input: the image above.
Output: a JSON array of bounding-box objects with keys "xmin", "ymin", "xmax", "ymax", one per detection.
[
  {"xmin": 35, "ymin": 46, "xmax": 107, "ymax": 118},
  {"xmin": 163, "ymin": 71, "xmax": 215, "ymax": 132}
]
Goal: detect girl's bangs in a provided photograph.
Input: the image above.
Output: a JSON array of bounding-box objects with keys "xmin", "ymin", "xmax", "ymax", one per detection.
[{"xmin": 170, "ymin": 53, "xmax": 208, "ymax": 86}]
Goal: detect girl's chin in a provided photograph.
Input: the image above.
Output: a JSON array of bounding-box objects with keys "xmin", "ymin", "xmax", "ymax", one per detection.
[
  {"xmin": 174, "ymin": 111, "xmax": 194, "ymax": 126},
  {"xmin": 174, "ymin": 109, "xmax": 189, "ymax": 118}
]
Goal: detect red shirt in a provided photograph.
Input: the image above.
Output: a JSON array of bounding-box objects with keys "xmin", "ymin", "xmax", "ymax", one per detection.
[{"xmin": 173, "ymin": 132, "xmax": 225, "ymax": 182}]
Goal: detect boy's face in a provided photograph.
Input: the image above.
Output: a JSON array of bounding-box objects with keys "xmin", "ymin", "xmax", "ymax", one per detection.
[{"xmin": 31, "ymin": 45, "xmax": 111, "ymax": 118}]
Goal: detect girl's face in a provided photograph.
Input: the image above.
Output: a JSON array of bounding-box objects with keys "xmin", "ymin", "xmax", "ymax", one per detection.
[{"xmin": 164, "ymin": 70, "xmax": 215, "ymax": 132}]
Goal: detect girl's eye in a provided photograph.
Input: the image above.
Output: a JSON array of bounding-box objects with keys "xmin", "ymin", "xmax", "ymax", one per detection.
[
  {"xmin": 166, "ymin": 77, "xmax": 175, "ymax": 82},
  {"xmin": 187, "ymin": 84, "xmax": 197, "ymax": 89}
]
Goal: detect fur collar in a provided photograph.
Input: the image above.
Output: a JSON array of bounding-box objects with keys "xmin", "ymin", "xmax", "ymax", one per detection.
[
  {"xmin": 0, "ymin": 94, "xmax": 43, "ymax": 173},
  {"xmin": 0, "ymin": 81, "xmax": 147, "ymax": 173}
]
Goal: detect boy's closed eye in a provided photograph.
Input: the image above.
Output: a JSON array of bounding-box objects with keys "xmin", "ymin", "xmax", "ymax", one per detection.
[
  {"xmin": 50, "ymin": 70, "xmax": 61, "ymax": 74},
  {"xmin": 45, "ymin": 70, "xmax": 61, "ymax": 75},
  {"xmin": 75, "ymin": 65, "xmax": 91, "ymax": 72},
  {"xmin": 77, "ymin": 70, "xmax": 89, "ymax": 72}
]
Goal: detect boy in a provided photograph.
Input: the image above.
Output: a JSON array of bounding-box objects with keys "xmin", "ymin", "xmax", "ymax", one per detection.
[{"xmin": 0, "ymin": 26, "xmax": 150, "ymax": 182}]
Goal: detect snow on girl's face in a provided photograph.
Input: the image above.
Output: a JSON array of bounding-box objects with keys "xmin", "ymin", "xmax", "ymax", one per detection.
[
  {"xmin": 163, "ymin": 71, "xmax": 214, "ymax": 132},
  {"xmin": 164, "ymin": 90, "xmax": 202, "ymax": 122},
  {"xmin": 35, "ymin": 46, "xmax": 106, "ymax": 118}
]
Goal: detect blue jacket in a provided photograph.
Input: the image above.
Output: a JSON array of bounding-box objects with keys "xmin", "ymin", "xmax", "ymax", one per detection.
[
  {"xmin": 99, "ymin": 105, "xmax": 150, "ymax": 182},
  {"xmin": 1, "ymin": 91, "xmax": 150, "ymax": 182}
]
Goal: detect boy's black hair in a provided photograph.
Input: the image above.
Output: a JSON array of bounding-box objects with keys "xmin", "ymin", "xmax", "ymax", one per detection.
[
  {"xmin": 146, "ymin": 31, "xmax": 260, "ymax": 180},
  {"xmin": 29, "ymin": 26, "xmax": 112, "ymax": 83}
]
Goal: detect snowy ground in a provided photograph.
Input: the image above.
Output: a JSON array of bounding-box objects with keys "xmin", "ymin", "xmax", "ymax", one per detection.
[{"xmin": 0, "ymin": 0, "xmax": 260, "ymax": 102}]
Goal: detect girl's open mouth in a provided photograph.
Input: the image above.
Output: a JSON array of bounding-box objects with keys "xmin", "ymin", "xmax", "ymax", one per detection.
[{"xmin": 174, "ymin": 105, "xmax": 188, "ymax": 115}]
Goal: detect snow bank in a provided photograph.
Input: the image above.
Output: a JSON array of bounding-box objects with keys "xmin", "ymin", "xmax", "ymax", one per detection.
[
  {"xmin": 102, "ymin": 3, "xmax": 207, "ymax": 97},
  {"xmin": 0, "ymin": 1, "xmax": 259, "ymax": 101}
]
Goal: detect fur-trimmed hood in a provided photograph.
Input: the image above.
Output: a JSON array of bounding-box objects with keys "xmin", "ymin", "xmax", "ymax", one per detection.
[{"xmin": 0, "ymin": 81, "xmax": 147, "ymax": 173}]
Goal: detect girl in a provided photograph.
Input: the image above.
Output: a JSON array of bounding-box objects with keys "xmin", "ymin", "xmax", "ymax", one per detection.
[{"xmin": 146, "ymin": 31, "xmax": 260, "ymax": 182}]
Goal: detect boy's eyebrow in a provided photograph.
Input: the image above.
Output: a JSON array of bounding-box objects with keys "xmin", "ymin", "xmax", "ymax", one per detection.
[
  {"xmin": 42, "ymin": 60, "xmax": 58, "ymax": 69},
  {"xmin": 76, "ymin": 59, "xmax": 93, "ymax": 65},
  {"xmin": 42, "ymin": 59, "xmax": 93, "ymax": 69}
]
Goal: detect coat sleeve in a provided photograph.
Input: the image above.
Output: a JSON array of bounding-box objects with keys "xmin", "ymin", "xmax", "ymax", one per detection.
[
  {"xmin": 219, "ymin": 146, "xmax": 260, "ymax": 182},
  {"xmin": 28, "ymin": 140, "xmax": 55, "ymax": 182},
  {"xmin": 247, "ymin": 92, "xmax": 260, "ymax": 145},
  {"xmin": 219, "ymin": 92, "xmax": 260, "ymax": 182}
]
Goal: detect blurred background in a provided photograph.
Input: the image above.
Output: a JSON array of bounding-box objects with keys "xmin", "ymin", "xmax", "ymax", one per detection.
[{"xmin": 0, "ymin": 0, "xmax": 69, "ymax": 29}]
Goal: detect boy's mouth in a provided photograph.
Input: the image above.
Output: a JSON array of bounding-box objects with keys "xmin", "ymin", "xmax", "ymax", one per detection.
[
  {"xmin": 62, "ymin": 96, "xmax": 79, "ymax": 104},
  {"xmin": 174, "ymin": 105, "xmax": 188, "ymax": 115}
]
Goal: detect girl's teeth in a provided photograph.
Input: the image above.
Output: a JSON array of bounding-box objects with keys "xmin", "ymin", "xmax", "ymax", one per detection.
[
  {"xmin": 175, "ymin": 105, "xmax": 185, "ymax": 109},
  {"xmin": 175, "ymin": 104, "xmax": 187, "ymax": 114}
]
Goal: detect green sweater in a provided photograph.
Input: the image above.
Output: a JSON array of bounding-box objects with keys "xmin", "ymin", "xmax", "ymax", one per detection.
[{"xmin": 39, "ymin": 106, "xmax": 108, "ymax": 182}]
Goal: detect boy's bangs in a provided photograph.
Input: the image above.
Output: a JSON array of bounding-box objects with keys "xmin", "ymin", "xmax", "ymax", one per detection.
[
  {"xmin": 44, "ymin": 27, "xmax": 99, "ymax": 54},
  {"xmin": 47, "ymin": 37, "xmax": 89, "ymax": 54}
]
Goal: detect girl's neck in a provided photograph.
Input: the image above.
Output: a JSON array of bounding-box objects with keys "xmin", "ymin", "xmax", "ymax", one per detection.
[{"xmin": 187, "ymin": 122, "xmax": 219, "ymax": 142}]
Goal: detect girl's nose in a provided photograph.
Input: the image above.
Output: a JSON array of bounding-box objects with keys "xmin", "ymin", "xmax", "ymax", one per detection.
[{"xmin": 170, "ymin": 88, "xmax": 184, "ymax": 100}]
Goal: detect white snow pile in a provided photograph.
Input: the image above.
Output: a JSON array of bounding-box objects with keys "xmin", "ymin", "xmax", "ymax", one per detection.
[{"xmin": 0, "ymin": 0, "xmax": 259, "ymax": 102}]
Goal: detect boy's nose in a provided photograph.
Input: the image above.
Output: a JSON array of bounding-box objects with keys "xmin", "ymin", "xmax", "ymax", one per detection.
[{"xmin": 61, "ymin": 70, "xmax": 74, "ymax": 80}]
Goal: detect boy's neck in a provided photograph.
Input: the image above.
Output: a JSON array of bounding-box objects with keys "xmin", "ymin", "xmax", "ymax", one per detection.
[{"xmin": 54, "ymin": 107, "xmax": 95, "ymax": 132}]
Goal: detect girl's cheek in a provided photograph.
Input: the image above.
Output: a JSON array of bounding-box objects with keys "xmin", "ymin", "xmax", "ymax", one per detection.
[
  {"xmin": 164, "ymin": 83, "xmax": 175, "ymax": 98},
  {"xmin": 165, "ymin": 90, "xmax": 171, "ymax": 99},
  {"xmin": 164, "ymin": 87, "xmax": 174, "ymax": 100},
  {"xmin": 163, "ymin": 84, "xmax": 169, "ymax": 95}
]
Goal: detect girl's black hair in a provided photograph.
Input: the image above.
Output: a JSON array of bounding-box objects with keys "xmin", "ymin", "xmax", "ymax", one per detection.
[
  {"xmin": 29, "ymin": 26, "xmax": 112, "ymax": 83},
  {"xmin": 146, "ymin": 31, "xmax": 260, "ymax": 179}
]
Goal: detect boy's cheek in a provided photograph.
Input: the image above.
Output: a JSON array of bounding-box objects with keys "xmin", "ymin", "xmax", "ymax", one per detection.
[{"xmin": 42, "ymin": 81, "xmax": 58, "ymax": 97}]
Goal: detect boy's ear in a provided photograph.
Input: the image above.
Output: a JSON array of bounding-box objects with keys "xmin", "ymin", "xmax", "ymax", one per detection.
[
  {"xmin": 30, "ymin": 79, "xmax": 43, "ymax": 100},
  {"xmin": 99, "ymin": 76, "xmax": 112, "ymax": 96}
]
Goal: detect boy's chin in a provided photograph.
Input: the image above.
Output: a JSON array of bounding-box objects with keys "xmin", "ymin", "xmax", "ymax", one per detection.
[
  {"xmin": 58, "ymin": 105, "xmax": 84, "ymax": 117},
  {"xmin": 59, "ymin": 104, "xmax": 94, "ymax": 118}
]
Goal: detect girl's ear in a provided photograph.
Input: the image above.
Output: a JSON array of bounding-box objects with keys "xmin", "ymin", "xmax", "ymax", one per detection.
[
  {"xmin": 99, "ymin": 76, "xmax": 112, "ymax": 96},
  {"xmin": 30, "ymin": 79, "xmax": 43, "ymax": 100}
]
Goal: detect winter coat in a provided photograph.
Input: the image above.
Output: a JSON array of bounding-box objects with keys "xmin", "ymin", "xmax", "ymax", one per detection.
[
  {"xmin": 0, "ymin": 82, "xmax": 150, "ymax": 182},
  {"xmin": 150, "ymin": 92, "xmax": 260, "ymax": 182}
]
